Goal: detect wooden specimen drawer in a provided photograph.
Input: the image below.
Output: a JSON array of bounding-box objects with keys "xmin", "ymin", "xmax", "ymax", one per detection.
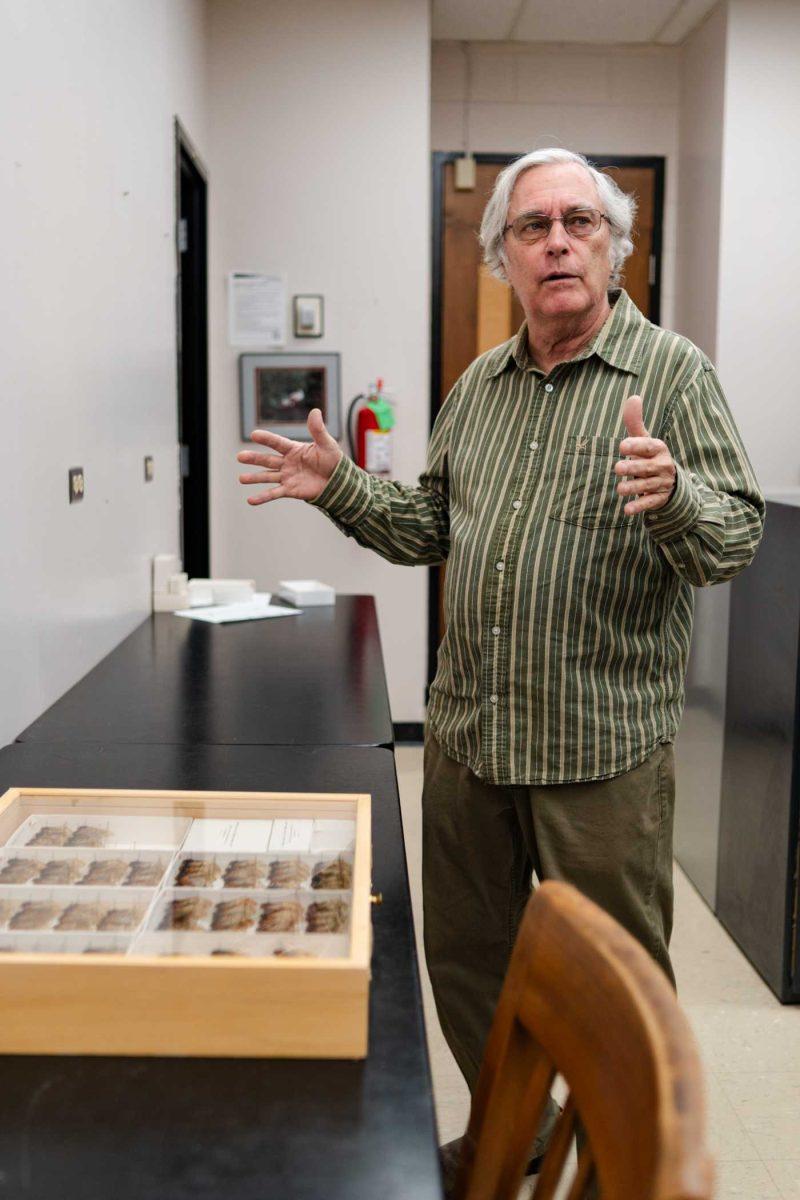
[{"xmin": 0, "ymin": 786, "xmax": 371, "ymax": 1058}]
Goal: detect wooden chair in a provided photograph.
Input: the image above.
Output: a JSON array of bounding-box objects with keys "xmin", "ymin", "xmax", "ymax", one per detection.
[{"xmin": 449, "ymin": 881, "xmax": 714, "ymax": 1200}]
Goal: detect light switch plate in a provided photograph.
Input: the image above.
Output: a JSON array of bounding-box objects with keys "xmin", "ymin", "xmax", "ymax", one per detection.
[{"xmin": 292, "ymin": 294, "xmax": 323, "ymax": 338}]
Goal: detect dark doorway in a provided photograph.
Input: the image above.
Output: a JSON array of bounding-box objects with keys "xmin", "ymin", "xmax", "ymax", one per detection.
[
  {"xmin": 175, "ymin": 120, "xmax": 209, "ymax": 578},
  {"xmin": 428, "ymin": 152, "xmax": 666, "ymax": 693}
]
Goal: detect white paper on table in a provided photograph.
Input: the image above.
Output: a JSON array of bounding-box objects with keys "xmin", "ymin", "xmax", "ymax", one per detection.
[
  {"xmin": 228, "ymin": 271, "xmax": 286, "ymax": 346},
  {"xmin": 182, "ymin": 819, "xmax": 276, "ymax": 853},
  {"xmin": 173, "ymin": 594, "xmax": 301, "ymax": 624}
]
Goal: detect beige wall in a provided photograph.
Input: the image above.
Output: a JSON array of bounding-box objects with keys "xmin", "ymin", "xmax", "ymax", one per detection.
[
  {"xmin": 0, "ymin": 0, "xmax": 208, "ymax": 747},
  {"xmin": 431, "ymin": 40, "xmax": 681, "ymax": 328},
  {"xmin": 207, "ymin": 0, "xmax": 431, "ymax": 723}
]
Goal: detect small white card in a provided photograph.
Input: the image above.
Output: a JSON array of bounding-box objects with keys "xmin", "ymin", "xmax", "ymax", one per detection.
[
  {"xmin": 310, "ymin": 820, "xmax": 356, "ymax": 852},
  {"xmin": 268, "ymin": 820, "xmax": 314, "ymax": 853},
  {"xmin": 182, "ymin": 819, "xmax": 275, "ymax": 853}
]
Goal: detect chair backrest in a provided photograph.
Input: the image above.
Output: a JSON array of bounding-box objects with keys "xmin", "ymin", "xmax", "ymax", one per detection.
[{"xmin": 452, "ymin": 881, "xmax": 714, "ymax": 1200}]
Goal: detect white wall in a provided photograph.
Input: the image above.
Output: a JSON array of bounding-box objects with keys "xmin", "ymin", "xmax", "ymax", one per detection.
[
  {"xmin": 673, "ymin": 0, "xmax": 800, "ymax": 904},
  {"xmin": 207, "ymin": 0, "xmax": 431, "ymax": 723},
  {"xmin": 671, "ymin": 5, "xmax": 730, "ymax": 907},
  {"xmin": 674, "ymin": 3, "xmax": 727, "ymax": 359},
  {"xmin": 716, "ymin": 0, "xmax": 800, "ymax": 492},
  {"xmin": 675, "ymin": 4, "xmax": 730, "ymax": 694},
  {"xmin": 0, "ymin": 0, "xmax": 208, "ymax": 747},
  {"xmin": 431, "ymin": 40, "xmax": 681, "ymax": 328}
]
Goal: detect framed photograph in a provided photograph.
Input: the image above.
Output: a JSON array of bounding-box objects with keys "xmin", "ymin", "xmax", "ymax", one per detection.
[
  {"xmin": 293, "ymin": 294, "xmax": 324, "ymax": 338},
  {"xmin": 239, "ymin": 352, "xmax": 341, "ymax": 442}
]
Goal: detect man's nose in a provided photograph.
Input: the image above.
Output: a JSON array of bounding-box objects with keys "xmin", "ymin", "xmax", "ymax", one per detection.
[{"xmin": 545, "ymin": 220, "xmax": 570, "ymax": 253}]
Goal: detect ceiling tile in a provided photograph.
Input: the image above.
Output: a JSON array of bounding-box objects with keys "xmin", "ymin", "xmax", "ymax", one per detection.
[
  {"xmin": 432, "ymin": 0, "xmax": 523, "ymax": 41},
  {"xmin": 513, "ymin": 0, "xmax": 679, "ymax": 44},
  {"xmin": 432, "ymin": 0, "xmax": 723, "ymax": 48},
  {"xmin": 655, "ymin": 0, "xmax": 719, "ymax": 43}
]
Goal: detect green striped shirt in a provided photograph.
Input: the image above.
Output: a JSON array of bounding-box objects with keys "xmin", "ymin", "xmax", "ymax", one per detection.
[{"xmin": 313, "ymin": 289, "xmax": 764, "ymax": 784}]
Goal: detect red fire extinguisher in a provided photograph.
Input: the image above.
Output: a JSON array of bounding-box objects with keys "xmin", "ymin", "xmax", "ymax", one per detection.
[{"xmin": 347, "ymin": 378, "xmax": 395, "ymax": 475}]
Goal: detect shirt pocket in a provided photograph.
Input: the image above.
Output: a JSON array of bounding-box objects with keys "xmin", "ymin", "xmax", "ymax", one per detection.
[{"xmin": 547, "ymin": 435, "xmax": 629, "ymax": 530}]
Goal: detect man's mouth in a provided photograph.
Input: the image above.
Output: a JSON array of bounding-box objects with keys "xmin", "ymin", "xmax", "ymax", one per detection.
[{"xmin": 542, "ymin": 272, "xmax": 578, "ymax": 282}]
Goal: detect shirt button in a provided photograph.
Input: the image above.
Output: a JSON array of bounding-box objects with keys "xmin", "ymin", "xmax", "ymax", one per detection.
[
  {"xmin": 544, "ymin": 383, "xmax": 554, "ymax": 393},
  {"xmin": 491, "ymin": 626, "xmax": 501, "ymax": 636},
  {"xmin": 489, "ymin": 694, "xmax": 498, "ymax": 705},
  {"xmin": 529, "ymin": 441, "xmax": 539, "ymax": 451},
  {"xmin": 512, "ymin": 500, "xmax": 521, "ymax": 510},
  {"xmin": 496, "ymin": 560, "xmax": 504, "ymax": 571}
]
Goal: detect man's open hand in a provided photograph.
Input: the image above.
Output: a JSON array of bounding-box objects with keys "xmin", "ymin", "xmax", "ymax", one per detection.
[
  {"xmin": 237, "ymin": 408, "xmax": 343, "ymax": 505},
  {"xmin": 614, "ymin": 395, "xmax": 676, "ymax": 516}
]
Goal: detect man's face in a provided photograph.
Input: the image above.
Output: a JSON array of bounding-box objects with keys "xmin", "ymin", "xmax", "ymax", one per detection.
[{"xmin": 502, "ymin": 162, "xmax": 613, "ymax": 325}]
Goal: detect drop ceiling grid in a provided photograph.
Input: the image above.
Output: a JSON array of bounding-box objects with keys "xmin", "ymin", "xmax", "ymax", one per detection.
[{"xmin": 431, "ymin": 0, "xmax": 719, "ymax": 45}]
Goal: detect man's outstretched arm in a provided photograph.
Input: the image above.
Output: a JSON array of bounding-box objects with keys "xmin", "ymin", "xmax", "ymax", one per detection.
[{"xmin": 237, "ymin": 386, "xmax": 457, "ymax": 567}]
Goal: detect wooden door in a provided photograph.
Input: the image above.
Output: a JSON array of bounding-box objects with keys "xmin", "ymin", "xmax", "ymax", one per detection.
[{"xmin": 429, "ymin": 155, "xmax": 664, "ymax": 682}]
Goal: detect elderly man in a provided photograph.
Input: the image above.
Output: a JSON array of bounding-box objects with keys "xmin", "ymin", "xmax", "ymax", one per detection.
[{"xmin": 238, "ymin": 148, "xmax": 763, "ymax": 1168}]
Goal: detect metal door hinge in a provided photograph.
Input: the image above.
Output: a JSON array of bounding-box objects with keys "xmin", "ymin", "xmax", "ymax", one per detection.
[
  {"xmin": 178, "ymin": 218, "xmax": 189, "ymax": 253},
  {"xmin": 180, "ymin": 444, "xmax": 190, "ymax": 477}
]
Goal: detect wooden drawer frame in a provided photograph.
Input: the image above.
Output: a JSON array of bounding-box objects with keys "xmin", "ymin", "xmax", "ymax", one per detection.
[{"xmin": 0, "ymin": 786, "xmax": 371, "ymax": 1059}]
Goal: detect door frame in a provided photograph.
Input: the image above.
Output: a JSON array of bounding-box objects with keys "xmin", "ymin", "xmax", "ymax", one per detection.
[
  {"xmin": 427, "ymin": 151, "xmax": 666, "ymax": 693},
  {"xmin": 174, "ymin": 118, "xmax": 210, "ymax": 578}
]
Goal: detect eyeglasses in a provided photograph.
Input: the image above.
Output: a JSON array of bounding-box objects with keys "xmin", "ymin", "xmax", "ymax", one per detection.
[{"xmin": 503, "ymin": 207, "xmax": 610, "ymax": 243}]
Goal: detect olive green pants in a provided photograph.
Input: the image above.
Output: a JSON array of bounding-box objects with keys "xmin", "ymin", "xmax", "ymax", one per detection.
[{"xmin": 422, "ymin": 731, "xmax": 675, "ymax": 1151}]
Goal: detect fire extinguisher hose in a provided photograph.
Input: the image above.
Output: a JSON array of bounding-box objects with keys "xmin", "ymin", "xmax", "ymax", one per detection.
[{"xmin": 346, "ymin": 393, "xmax": 365, "ymax": 460}]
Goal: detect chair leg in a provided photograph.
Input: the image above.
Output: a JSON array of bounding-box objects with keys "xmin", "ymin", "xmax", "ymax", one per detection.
[
  {"xmin": 526, "ymin": 1093, "xmax": 577, "ymax": 1199},
  {"xmin": 566, "ymin": 1146, "xmax": 596, "ymax": 1200}
]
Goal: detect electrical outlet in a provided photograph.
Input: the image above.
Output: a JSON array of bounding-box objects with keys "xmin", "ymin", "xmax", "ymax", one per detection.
[
  {"xmin": 68, "ymin": 467, "xmax": 85, "ymax": 504},
  {"xmin": 144, "ymin": 456, "xmax": 154, "ymax": 482}
]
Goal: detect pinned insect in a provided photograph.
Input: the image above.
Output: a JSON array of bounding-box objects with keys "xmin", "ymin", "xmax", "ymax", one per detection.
[
  {"xmin": 67, "ymin": 825, "xmax": 111, "ymax": 848},
  {"xmin": 311, "ymin": 857, "xmax": 352, "ymax": 890},
  {"xmin": 0, "ymin": 857, "xmax": 40, "ymax": 884},
  {"xmin": 126, "ymin": 860, "xmax": 165, "ymax": 887},
  {"xmin": 56, "ymin": 903, "xmax": 103, "ymax": 931},
  {"xmin": 211, "ymin": 898, "xmax": 258, "ymax": 932},
  {"xmin": 36, "ymin": 859, "xmax": 86, "ymax": 886},
  {"xmin": 222, "ymin": 859, "xmax": 261, "ymax": 889},
  {"xmin": 10, "ymin": 901, "xmax": 59, "ymax": 930},
  {"xmin": 306, "ymin": 899, "xmax": 349, "ymax": 933},
  {"xmin": 27, "ymin": 825, "xmax": 71, "ymax": 847},
  {"xmin": 257, "ymin": 900, "xmax": 304, "ymax": 933},
  {"xmin": 175, "ymin": 858, "xmax": 220, "ymax": 888},
  {"xmin": 80, "ymin": 859, "xmax": 129, "ymax": 887},
  {"xmin": 268, "ymin": 858, "xmax": 310, "ymax": 889},
  {"xmin": 159, "ymin": 896, "xmax": 212, "ymax": 931},
  {"xmin": 98, "ymin": 907, "xmax": 141, "ymax": 932}
]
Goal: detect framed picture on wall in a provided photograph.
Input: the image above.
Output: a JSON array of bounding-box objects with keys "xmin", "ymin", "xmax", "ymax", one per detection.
[{"xmin": 239, "ymin": 352, "xmax": 341, "ymax": 442}]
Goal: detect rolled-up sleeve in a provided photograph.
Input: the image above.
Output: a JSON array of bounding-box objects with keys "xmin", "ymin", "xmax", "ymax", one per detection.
[{"xmin": 644, "ymin": 364, "xmax": 765, "ymax": 586}]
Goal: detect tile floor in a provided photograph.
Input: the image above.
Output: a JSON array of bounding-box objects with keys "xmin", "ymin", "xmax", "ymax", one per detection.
[{"xmin": 395, "ymin": 745, "xmax": 800, "ymax": 1199}]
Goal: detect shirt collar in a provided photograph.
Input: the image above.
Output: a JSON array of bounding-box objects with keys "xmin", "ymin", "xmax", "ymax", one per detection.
[{"xmin": 485, "ymin": 288, "xmax": 647, "ymax": 379}]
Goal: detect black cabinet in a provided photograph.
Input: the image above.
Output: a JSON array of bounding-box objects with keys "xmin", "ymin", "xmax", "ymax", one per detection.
[{"xmin": 717, "ymin": 497, "xmax": 800, "ymax": 1002}]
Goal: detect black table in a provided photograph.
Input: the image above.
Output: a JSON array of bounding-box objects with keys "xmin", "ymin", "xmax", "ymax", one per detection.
[
  {"xmin": 17, "ymin": 596, "xmax": 393, "ymax": 749},
  {"xmin": 0, "ymin": 741, "xmax": 441, "ymax": 1200}
]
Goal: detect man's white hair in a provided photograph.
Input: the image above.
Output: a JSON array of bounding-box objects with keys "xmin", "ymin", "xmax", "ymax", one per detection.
[{"xmin": 479, "ymin": 148, "xmax": 637, "ymax": 286}]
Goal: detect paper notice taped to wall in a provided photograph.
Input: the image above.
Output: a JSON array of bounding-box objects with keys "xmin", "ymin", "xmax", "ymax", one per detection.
[{"xmin": 228, "ymin": 271, "xmax": 287, "ymax": 346}]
